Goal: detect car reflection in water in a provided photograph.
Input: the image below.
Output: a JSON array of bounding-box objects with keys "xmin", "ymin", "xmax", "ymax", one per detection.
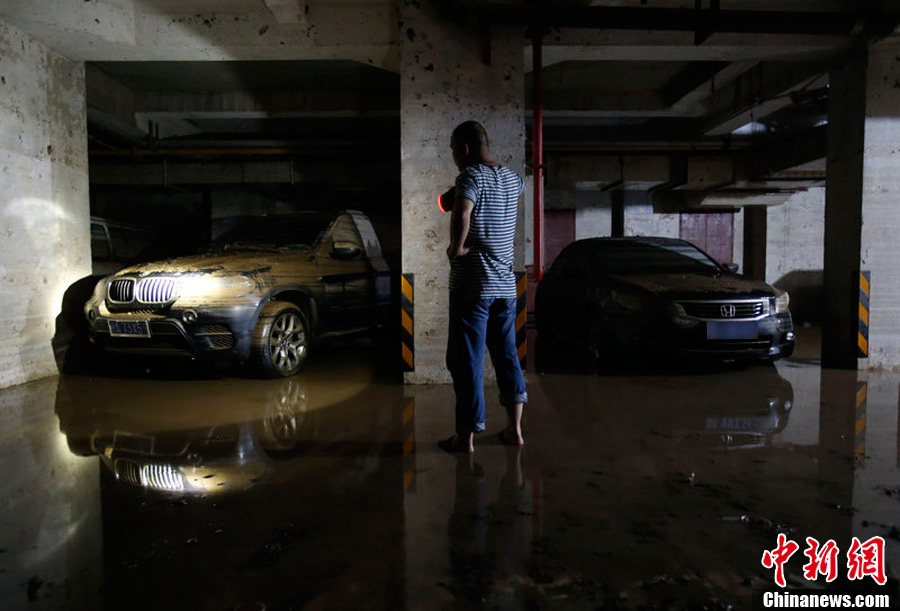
[
  {"xmin": 54, "ymin": 359, "xmax": 407, "ymax": 610},
  {"xmin": 536, "ymin": 363, "xmax": 794, "ymax": 452},
  {"xmin": 55, "ymin": 361, "xmax": 398, "ymax": 496},
  {"xmin": 57, "ymin": 378, "xmax": 305, "ymax": 494}
]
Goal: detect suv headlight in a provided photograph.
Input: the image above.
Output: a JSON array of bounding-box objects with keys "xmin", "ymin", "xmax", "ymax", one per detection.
[
  {"xmin": 177, "ymin": 274, "xmax": 254, "ymax": 300},
  {"xmin": 774, "ymin": 289, "xmax": 790, "ymax": 314},
  {"xmin": 90, "ymin": 277, "xmax": 109, "ymax": 302}
]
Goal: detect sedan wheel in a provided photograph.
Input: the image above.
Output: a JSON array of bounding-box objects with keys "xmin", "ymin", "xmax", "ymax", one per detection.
[{"xmin": 250, "ymin": 302, "xmax": 309, "ymax": 377}]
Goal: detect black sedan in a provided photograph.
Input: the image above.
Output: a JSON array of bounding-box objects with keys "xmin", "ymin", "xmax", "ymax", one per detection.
[{"xmin": 534, "ymin": 237, "xmax": 795, "ymax": 371}]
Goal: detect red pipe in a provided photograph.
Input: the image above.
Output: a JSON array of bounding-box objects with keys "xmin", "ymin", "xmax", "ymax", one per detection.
[{"xmin": 531, "ymin": 31, "xmax": 545, "ymax": 281}]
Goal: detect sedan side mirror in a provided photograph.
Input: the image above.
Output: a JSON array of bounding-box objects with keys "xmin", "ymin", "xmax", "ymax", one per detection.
[
  {"xmin": 331, "ymin": 242, "xmax": 361, "ymax": 260},
  {"xmin": 723, "ymin": 263, "xmax": 739, "ymax": 273}
]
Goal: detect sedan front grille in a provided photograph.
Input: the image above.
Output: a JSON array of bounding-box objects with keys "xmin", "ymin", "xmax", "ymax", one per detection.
[{"xmin": 678, "ymin": 300, "xmax": 767, "ymax": 320}]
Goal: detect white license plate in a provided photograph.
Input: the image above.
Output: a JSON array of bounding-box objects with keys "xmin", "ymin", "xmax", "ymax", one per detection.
[
  {"xmin": 707, "ymin": 321, "xmax": 758, "ymax": 340},
  {"xmin": 109, "ymin": 320, "xmax": 151, "ymax": 338}
]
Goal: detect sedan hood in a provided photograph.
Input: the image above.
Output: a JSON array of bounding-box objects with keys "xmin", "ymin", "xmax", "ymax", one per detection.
[{"xmin": 609, "ymin": 272, "xmax": 775, "ymax": 297}]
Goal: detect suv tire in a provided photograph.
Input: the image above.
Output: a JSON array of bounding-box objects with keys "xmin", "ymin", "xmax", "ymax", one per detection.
[{"xmin": 250, "ymin": 301, "xmax": 309, "ymax": 378}]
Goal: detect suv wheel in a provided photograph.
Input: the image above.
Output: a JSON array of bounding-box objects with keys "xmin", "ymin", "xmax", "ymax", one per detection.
[{"xmin": 250, "ymin": 301, "xmax": 309, "ymax": 377}]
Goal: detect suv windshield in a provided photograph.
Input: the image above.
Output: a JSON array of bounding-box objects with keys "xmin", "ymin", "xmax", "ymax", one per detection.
[
  {"xmin": 211, "ymin": 214, "xmax": 331, "ymax": 250},
  {"xmin": 586, "ymin": 240, "xmax": 721, "ymax": 275}
]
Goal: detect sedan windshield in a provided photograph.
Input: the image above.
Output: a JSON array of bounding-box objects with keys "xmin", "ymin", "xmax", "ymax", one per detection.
[
  {"xmin": 590, "ymin": 241, "xmax": 722, "ymax": 275},
  {"xmin": 211, "ymin": 214, "xmax": 331, "ymax": 250}
]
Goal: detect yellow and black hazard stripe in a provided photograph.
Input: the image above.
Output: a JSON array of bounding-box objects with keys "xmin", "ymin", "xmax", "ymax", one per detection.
[
  {"xmin": 401, "ymin": 274, "xmax": 414, "ymax": 372},
  {"xmin": 856, "ymin": 381, "xmax": 867, "ymax": 460},
  {"xmin": 516, "ymin": 272, "xmax": 527, "ymax": 369},
  {"xmin": 858, "ymin": 271, "xmax": 870, "ymax": 358},
  {"xmin": 402, "ymin": 397, "xmax": 416, "ymax": 493}
]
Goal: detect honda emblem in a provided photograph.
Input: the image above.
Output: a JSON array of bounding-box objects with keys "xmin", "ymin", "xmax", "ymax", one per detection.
[{"xmin": 720, "ymin": 304, "xmax": 737, "ymax": 318}]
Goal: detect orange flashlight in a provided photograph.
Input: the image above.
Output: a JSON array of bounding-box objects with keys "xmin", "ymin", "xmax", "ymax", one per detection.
[{"xmin": 438, "ymin": 187, "xmax": 456, "ymax": 213}]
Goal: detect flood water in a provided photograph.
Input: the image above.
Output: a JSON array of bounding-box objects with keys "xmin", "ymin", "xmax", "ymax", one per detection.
[{"xmin": 1, "ymin": 334, "xmax": 899, "ymax": 610}]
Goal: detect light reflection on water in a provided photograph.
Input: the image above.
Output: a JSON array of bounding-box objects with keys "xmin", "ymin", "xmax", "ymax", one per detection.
[{"xmin": 0, "ymin": 353, "xmax": 898, "ymax": 609}]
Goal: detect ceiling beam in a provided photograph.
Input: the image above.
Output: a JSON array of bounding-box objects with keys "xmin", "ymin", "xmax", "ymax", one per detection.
[
  {"xmin": 666, "ymin": 61, "xmax": 757, "ymax": 115},
  {"xmin": 741, "ymin": 125, "xmax": 828, "ymax": 179},
  {"xmin": 481, "ymin": 6, "xmax": 900, "ymax": 38},
  {"xmin": 261, "ymin": 0, "xmax": 308, "ymax": 25},
  {"xmin": 699, "ymin": 62, "xmax": 829, "ymax": 135}
]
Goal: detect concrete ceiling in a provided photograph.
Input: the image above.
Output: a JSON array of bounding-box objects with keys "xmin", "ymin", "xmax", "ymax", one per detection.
[{"xmin": 3, "ymin": 0, "xmax": 899, "ymax": 205}]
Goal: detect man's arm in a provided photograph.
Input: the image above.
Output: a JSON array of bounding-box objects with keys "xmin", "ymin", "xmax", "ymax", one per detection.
[{"xmin": 447, "ymin": 196, "xmax": 474, "ymax": 259}]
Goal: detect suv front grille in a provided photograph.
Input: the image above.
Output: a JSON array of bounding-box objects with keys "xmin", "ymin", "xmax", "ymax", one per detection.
[
  {"xmin": 136, "ymin": 278, "xmax": 175, "ymax": 304},
  {"xmin": 678, "ymin": 300, "xmax": 767, "ymax": 320},
  {"xmin": 109, "ymin": 279, "xmax": 134, "ymax": 303},
  {"xmin": 107, "ymin": 277, "xmax": 176, "ymax": 305}
]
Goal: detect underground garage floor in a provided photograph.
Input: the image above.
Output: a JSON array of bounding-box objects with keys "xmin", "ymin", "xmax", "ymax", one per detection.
[{"xmin": 2, "ymin": 333, "xmax": 900, "ymax": 610}]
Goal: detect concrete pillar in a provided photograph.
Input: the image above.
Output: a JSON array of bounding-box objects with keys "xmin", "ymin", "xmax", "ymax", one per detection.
[
  {"xmin": 624, "ymin": 192, "xmax": 678, "ymax": 238},
  {"xmin": 742, "ymin": 206, "xmax": 767, "ymax": 281},
  {"xmin": 0, "ymin": 19, "xmax": 90, "ymax": 389},
  {"xmin": 610, "ymin": 190, "xmax": 625, "ymax": 237},
  {"xmin": 399, "ymin": 2, "xmax": 525, "ymax": 384},
  {"xmin": 860, "ymin": 36, "xmax": 900, "ymax": 369},
  {"xmin": 822, "ymin": 45, "xmax": 866, "ymax": 370}
]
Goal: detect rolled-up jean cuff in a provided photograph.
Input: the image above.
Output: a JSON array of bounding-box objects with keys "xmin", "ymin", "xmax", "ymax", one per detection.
[
  {"xmin": 500, "ymin": 392, "xmax": 528, "ymax": 407},
  {"xmin": 459, "ymin": 422, "xmax": 486, "ymax": 436}
]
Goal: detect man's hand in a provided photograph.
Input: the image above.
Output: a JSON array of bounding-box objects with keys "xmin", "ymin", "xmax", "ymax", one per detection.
[{"xmin": 447, "ymin": 243, "xmax": 470, "ymax": 259}]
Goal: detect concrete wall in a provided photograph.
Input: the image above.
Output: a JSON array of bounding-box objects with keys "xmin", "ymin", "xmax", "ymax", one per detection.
[
  {"xmin": 767, "ymin": 188, "xmax": 825, "ymax": 324},
  {"xmin": 861, "ymin": 37, "xmax": 900, "ymax": 370},
  {"xmin": 575, "ymin": 206, "xmax": 612, "ymax": 241},
  {"xmin": 0, "ymin": 20, "xmax": 90, "ymax": 389},
  {"xmin": 624, "ymin": 197, "xmax": 679, "ymax": 238},
  {"xmin": 399, "ymin": 0, "xmax": 525, "ymax": 383}
]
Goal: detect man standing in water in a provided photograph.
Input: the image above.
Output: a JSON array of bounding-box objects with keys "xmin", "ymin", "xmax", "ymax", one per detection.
[{"xmin": 440, "ymin": 120, "xmax": 527, "ymax": 454}]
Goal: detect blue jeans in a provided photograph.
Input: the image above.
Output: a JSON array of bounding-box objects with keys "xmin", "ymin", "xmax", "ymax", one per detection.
[{"xmin": 446, "ymin": 295, "xmax": 528, "ymax": 437}]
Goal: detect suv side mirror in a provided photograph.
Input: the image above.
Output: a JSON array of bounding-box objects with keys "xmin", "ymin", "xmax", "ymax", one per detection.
[
  {"xmin": 723, "ymin": 263, "xmax": 739, "ymax": 273},
  {"xmin": 331, "ymin": 242, "xmax": 361, "ymax": 260}
]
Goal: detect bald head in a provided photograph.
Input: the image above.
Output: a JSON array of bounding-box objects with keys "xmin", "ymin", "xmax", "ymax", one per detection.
[{"xmin": 450, "ymin": 120, "xmax": 494, "ymax": 170}]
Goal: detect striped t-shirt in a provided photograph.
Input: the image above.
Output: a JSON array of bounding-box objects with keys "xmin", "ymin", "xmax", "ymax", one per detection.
[{"xmin": 449, "ymin": 163, "xmax": 524, "ymax": 299}]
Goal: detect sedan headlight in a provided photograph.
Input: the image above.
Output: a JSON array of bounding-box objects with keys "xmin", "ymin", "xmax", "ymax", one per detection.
[
  {"xmin": 774, "ymin": 289, "xmax": 790, "ymax": 314},
  {"xmin": 610, "ymin": 290, "xmax": 656, "ymax": 312}
]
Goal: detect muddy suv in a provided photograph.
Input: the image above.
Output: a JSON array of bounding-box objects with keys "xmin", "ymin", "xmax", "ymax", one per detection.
[{"xmin": 84, "ymin": 211, "xmax": 390, "ymax": 377}]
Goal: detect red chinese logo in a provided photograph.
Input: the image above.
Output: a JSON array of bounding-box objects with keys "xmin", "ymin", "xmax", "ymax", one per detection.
[
  {"xmin": 762, "ymin": 535, "xmax": 887, "ymax": 587},
  {"xmin": 762, "ymin": 533, "xmax": 800, "ymax": 588},
  {"xmin": 803, "ymin": 537, "xmax": 840, "ymax": 583},
  {"xmin": 847, "ymin": 536, "xmax": 887, "ymax": 586}
]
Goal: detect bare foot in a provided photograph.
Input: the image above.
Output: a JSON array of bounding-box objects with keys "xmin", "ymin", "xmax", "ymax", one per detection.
[
  {"xmin": 438, "ymin": 435, "xmax": 474, "ymax": 454},
  {"xmin": 498, "ymin": 430, "xmax": 525, "ymax": 446}
]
